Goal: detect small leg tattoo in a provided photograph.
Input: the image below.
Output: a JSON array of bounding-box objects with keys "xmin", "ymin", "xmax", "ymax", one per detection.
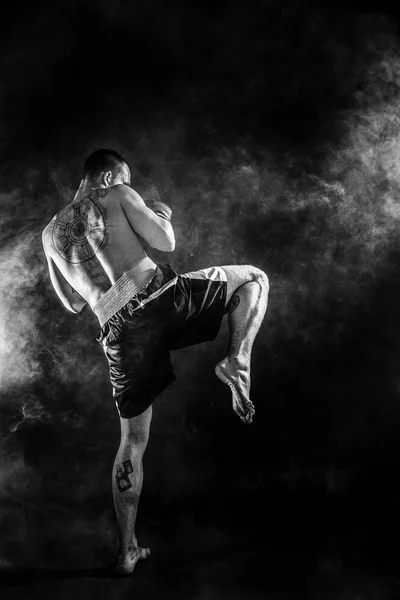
[
  {"xmin": 226, "ymin": 294, "xmax": 240, "ymax": 315},
  {"xmin": 116, "ymin": 460, "xmax": 133, "ymax": 492}
]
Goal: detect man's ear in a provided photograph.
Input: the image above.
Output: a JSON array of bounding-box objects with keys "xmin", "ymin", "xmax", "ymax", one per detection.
[{"xmin": 102, "ymin": 171, "xmax": 113, "ymax": 187}]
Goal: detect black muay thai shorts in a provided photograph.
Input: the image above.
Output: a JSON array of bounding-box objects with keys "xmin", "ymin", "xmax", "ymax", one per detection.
[{"xmin": 95, "ymin": 262, "xmax": 228, "ymax": 418}]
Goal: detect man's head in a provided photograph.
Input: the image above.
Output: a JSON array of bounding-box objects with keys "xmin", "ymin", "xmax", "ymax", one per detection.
[{"xmin": 82, "ymin": 148, "xmax": 131, "ymax": 188}]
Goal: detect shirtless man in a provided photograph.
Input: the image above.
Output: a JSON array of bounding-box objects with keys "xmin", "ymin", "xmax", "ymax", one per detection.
[{"xmin": 41, "ymin": 148, "xmax": 269, "ymax": 575}]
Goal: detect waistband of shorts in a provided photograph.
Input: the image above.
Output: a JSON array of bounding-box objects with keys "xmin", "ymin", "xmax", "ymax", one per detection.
[{"xmin": 93, "ymin": 257, "xmax": 158, "ymax": 328}]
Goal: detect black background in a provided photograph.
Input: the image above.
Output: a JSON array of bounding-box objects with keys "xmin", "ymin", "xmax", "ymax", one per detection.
[{"xmin": 2, "ymin": 1, "xmax": 400, "ymax": 598}]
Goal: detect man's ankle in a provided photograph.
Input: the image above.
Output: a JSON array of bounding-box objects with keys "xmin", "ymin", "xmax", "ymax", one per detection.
[{"xmin": 226, "ymin": 353, "xmax": 250, "ymax": 365}]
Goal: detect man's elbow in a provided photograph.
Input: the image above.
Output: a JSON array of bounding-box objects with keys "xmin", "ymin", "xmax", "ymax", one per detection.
[
  {"xmin": 72, "ymin": 300, "xmax": 88, "ymax": 314},
  {"xmin": 161, "ymin": 234, "xmax": 175, "ymax": 252},
  {"xmin": 165, "ymin": 236, "xmax": 176, "ymax": 252},
  {"xmin": 154, "ymin": 229, "xmax": 175, "ymax": 252},
  {"xmin": 159, "ymin": 221, "xmax": 175, "ymax": 252},
  {"xmin": 65, "ymin": 302, "xmax": 80, "ymax": 314},
  {"xmin": 65, "ymin": 300, "xmax": 87, "ymax": 314}
]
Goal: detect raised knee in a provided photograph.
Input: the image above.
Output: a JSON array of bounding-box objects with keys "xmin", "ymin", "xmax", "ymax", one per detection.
[{"xmin": 250, "ymin": 267, "xmax": 269, "ymax": 293}]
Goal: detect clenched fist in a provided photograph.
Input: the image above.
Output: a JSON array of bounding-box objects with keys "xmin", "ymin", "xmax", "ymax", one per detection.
[{"xmin": 150, "ymin": 200, "xmax": 172, "ymax": 222}]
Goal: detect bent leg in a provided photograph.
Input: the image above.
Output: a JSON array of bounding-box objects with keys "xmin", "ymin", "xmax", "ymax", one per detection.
[
  {"xmin": 222, "ymin": 265, "xmax": 269, "ymax": 359},
  {"xmin": 113, "ymin": 405, "xmax": 152, "ymax": 575},
  {"xmin": 215, "ymin": 265, "xmax": 269, "ymax": 424}
]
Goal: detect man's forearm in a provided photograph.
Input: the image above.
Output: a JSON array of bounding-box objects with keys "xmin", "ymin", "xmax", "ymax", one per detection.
[
  {"xmin": 149, "ymin": 200, "xmax": 175, "ymax": 251},
  {"xmin": 150, "ymin": 218, "xmax": 175, "ymax": 252},
  {"xmin": 162, "ymin": 220, "xmax": 175, "ymax": 251}
]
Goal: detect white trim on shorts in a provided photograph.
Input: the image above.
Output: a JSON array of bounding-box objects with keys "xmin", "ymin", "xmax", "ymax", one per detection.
[{"xmin": 180, "ymin": 266, "xmax": 227, "ymax": 282}]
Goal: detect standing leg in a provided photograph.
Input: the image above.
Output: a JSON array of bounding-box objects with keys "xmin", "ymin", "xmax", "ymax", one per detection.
[
  {"xmin": 215, "ymin": 265, "xmax": 269, "ymax": 424},
  {"xmin": 113, "ymin": 405, "xmax": 152, "ymax": 575}
]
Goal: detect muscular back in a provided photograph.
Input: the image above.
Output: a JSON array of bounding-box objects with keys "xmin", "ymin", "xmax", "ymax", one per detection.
[{"xmin": 42, "ymin": 184, "xmax": 174, "ymax": 310}]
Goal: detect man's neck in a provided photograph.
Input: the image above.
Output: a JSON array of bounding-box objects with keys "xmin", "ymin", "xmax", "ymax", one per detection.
[{"xmin": 72, "ymin": 179, "xmax": 106, "ymax": 203}]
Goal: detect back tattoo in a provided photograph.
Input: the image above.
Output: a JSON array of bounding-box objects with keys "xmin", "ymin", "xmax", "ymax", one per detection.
[{"xmin": 51, "ymin": 189, "xmax": 109, "ymax": 264}]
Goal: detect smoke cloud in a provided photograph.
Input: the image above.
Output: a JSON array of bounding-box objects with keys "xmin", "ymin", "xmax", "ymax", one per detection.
[{"xmin": 0, "ymin": 2, "xmax": 400, "ymax": 596}]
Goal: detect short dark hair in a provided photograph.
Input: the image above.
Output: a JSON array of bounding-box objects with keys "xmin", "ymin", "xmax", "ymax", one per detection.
[{"xmin": 83, "ymin": 148, "xmax": 127, "ymax": 181}]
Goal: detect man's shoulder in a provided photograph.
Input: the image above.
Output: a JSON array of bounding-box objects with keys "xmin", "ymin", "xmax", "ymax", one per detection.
[
  {"xmin": 42, "ymin": 215, "xmax": 55, "ymax": 237},
  {"xmin": 110, "ymin": 183, "xmax": 135, "ymax": 198},
  {"xmin": 41, "ymin": 216, "xmax": 56, "ymax": 253},
  {"xmin": 42, "ymin": 200, "xmax": 77, "ymax": 238},
  {"xmin": 42, "ymin": 208, "xmax": 66, "ymax": 252}
]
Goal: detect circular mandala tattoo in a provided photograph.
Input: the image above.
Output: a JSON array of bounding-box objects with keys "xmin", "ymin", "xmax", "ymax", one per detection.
[{"xmin": 52, "ymin": 197, "xmax": 108, "ymax": 264}]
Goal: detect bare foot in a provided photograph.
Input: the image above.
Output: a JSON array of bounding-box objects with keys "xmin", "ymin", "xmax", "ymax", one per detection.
[
  {"xmin": 115, "ymin": 546, "xmax": 151, "ymax": 576},
  {"xmin": 215, "ymin": 356, "xmax": 255, "ymax": 424}
]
